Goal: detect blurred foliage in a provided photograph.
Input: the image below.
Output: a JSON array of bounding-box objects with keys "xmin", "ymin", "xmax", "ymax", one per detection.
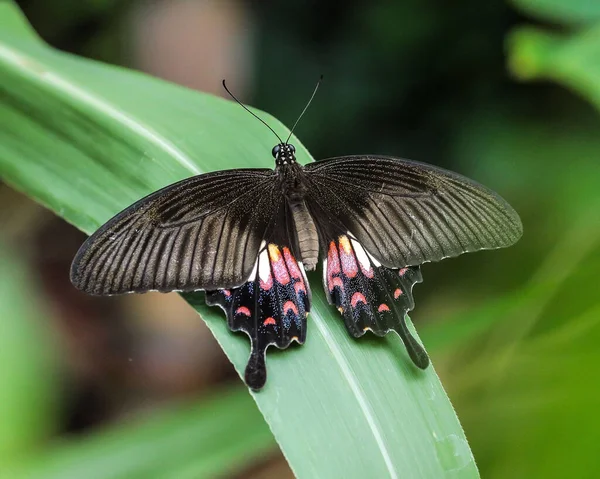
[
  {"xmin": 15, "ymin": 0, "xmax": 126, "ymax": 63},
  {"xmin": 2, "ymin": 0, "xmax": 600, "ymax": 477},
  {"xmin": 8, "ymin": 387, "xmax": 276, "ymax": 479},
  {"xmin": 510, "ymin": 0, "xmax": 600, "ymax": 24},
  {"xmin": 0, "ymin": 243, "xmax": 58, "ymax": 468}
]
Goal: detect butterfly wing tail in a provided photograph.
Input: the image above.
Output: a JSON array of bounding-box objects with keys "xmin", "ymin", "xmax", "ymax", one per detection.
[{"xmin": 378, "ymin": 267, "xmax": 429, "ymax": 369}]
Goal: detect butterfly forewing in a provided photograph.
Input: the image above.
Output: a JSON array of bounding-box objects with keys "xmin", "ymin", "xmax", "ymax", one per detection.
[
  {"xmin": 70, "ymin": 169, "xmax": 278, "ymax": 294},
  {"xmin": 304, "ymin": 156, "xmax": 522, "ymax": 269}
]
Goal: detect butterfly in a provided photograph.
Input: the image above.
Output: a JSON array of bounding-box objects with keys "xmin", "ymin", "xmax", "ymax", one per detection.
[{"xmin": 70, "ymin": 79, "xmax": 522, "ymax": 390}]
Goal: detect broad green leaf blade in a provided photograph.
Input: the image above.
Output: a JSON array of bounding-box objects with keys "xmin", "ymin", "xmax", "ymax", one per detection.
[
  {"xmin": 508, "ymin": 26, "xmax": 600, "ymax": 112},
  {"xmin": 0, "ymin": 3, "xmax": 478, "ymax": 478},
  {"xmin": 8, "ymin": 387, "xmax": 275, "ymax": 479},
  {"xmin": 510, "ymin": 0, "xmax": 600, "ymax": 24}
]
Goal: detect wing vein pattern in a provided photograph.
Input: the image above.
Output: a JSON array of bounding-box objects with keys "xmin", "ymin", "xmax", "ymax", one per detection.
[
  {"xmin": 305, "ymin": 155, "xmax": 522, "ymax": 268},
  {"xmin": 71, "ymin": 169, "xmax": 278, "ymax": 294}
]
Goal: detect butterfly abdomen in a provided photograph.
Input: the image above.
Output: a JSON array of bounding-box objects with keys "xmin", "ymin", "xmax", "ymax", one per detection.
[
  {"xmin": 279, "ymin": 164, "xmax": 319, "ymax": 272},
  {"xmin": 289, "ymin": 200, "xmax": 319, "ymax": 271}
]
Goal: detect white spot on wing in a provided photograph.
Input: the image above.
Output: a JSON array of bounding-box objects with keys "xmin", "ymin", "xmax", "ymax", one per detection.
[
  {"xmin": 258, "ymin": 249, "xmax": 270, "ymax": 282},
  {"xmin": 351, "ymin": 239, "xmax": 371, "ymax": 271},
  {"xmin": 248, "ymin": 257, "xmax": 259, "ymax": 281}
]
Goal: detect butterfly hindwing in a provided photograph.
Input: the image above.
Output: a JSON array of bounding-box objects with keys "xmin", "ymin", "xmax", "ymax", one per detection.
[
  {"xmin": 323, "ymin": 234, "xmax": 429, "ymax": 369},
  {"xmin": 205, "ymin": 198, "xmax": 311, "ymax": 390},
  {"xmin": 206, "ymin": 242, "xmax": 310, "ymax": 390},
  {"xmin": 70, "ymin": 169, "xmax": 277, "ymax": 295},
  {"xmin": 305, "ymin": 156, "xmax": 523, "ymax": 268}
]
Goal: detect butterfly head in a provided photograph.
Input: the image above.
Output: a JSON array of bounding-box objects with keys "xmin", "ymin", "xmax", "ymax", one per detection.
[{"xmin": 272, "ymin": 143, "xmax": 296, "ymax": 166}]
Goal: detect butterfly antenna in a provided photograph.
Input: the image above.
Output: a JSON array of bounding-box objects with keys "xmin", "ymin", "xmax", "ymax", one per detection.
[
  {"xmin": 285, "ymin": 74, "xmax": 323, "ymax": 144},
  {"xmin": 222, "ymin": 80, "xmax": 284, "ymax": 144}
]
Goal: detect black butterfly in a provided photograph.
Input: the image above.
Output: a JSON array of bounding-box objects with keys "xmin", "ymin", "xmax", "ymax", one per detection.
[{"xmin": 70, "ymin": 80, "xmax": 522, "ymax": 390}]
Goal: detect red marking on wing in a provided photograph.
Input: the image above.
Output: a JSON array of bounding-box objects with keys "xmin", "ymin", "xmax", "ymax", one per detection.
[
  {"xmin": 328, "ymin": 241, "xmax": 341, "ymax": 274},
  {"xmin": 339, "ymin": 236, "xmax": 358, "ymax": 278},
  {"xmin": 263, "ymin": 317, "xmax": 276, "ymax": 326},
  {"xmin": 351, "ymin": 292, "xmax": 367, "ymax": 308},
  {"xmin": 283, "ymin": 248, "xmax": 302, "ymax": 280},
  {"xmin": 283, "ymin": 247, "xmax": 307, "ymax": 295},
  {"xmin": 359, "ymin": 262, "xmax": 374, "ymax": 279},
  {"xmin": 328, "ymin": 276, "xmax": 344, "ymax": 292},
  {"xmin": 399, "ymin": 268, "xmax": 408, "ymax": 276},
  {"xmin": 260, "ymin": 271, "xmax": 273, "ymax": 290},
  {"xmin": 327, "ymin": 241, "xmax": 344, "ymax": 294},
  {"xmin": 269, "ymin": 244, "xmax": 290, "ymax": 285},
  {"xmin": 378, "ymin": 303, "xmax": 390, "ymax": 312},
  {"xmin": 394, "ymin": 288, "xmax": 403, "ymax": 299},
  {"xmin": 222, "ymin": 289, "xmax": 231, "ymax": 297},
  {"xmin": 283, "ymin": 301, "xmax": 299, "ymax": 315},
  {"xmin": 235, "ymin": 306, "xmax": 251, "ymax": 316}
]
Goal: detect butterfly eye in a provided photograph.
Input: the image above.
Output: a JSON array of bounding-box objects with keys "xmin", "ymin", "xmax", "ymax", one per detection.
[
  {"xmin": 272, "ymin": 145, "xmax": 280, "ymax": 158},
  {"xmin": 288, "ymin": 144, "xmax": 296, "ymax": 153}
]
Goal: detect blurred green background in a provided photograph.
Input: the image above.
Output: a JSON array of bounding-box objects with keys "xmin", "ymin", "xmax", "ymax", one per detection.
[{"xmin": 1, "ymin": 0, "xmax": 599, "ymax": 478}]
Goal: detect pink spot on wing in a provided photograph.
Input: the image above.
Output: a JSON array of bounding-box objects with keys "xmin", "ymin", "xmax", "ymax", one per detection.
[
  {"xmin": 263, "ymin": 317, "xmax": 276, "ymax": 326},
  {"xmin": 269, "ymin": 244, "xmax": 290, "ymax": 286},
  {"xmin": 283, "ymin": 247, "xmax": 307, "ymax": 295},
  {"xmin": 260, "ymin": 271, "xmax": 273, "ymax": 290},
  {"xmin": 351, "ymin": 292, "xmax": 367, "ymax": 308},
  {"xmin": 328, "ymin": 241, "xmax": 340, "ymax": 274},
  {"xmin": 327, "ymin": 241, "xmax": 344, "ymax": 294},
  {"xmin": 235, "ymin": 306, "xmax": 251, "ymax": 316},
  {"xmin": 394, "ymin": 288, "xmax": 403, "ymax": 299},
  {"xmin": 283, "ymin": 301, "xmax": 298, "ymax": 315},
  {"xmin": 328, "ymin": 276, "xmax": 344, "ymax": 292},
  {"xmin": 222, "ymin": 289, "xmax": 231, "ymax": 297},
  {"xmin": 339, "ymin": 236, "xmax": 358, "ymax": 278},
  {"xmin": 378, "ymin": 304, "xmax": 390, "ymax": 312},
  {"xmin": 283, "ymin": 247, "xmax": 302, "ymax": 280},
  {"xmin": 359, "ymin": 262, "xmax": 374, "ymax": 278},
  {"xmin": 399, "ymin": 268, "xmax": 408, "ymax": 276}
]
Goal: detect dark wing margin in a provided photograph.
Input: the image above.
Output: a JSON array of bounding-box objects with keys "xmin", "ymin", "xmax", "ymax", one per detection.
[
  {"xmin": 70, "ymin": 169, "xmax": 277, "ymax": 295},
  {"xmin": 304, "ymin": 155, "xmax": 522, "ymax": 268}
]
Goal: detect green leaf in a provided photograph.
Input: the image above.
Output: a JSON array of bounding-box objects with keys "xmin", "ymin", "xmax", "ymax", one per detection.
[
  {"xmin": 0, "ymin": 3, "xmax": 478, "ymax": 477},
  {"xmin": 510, "ymin": 0, "xmax": 600, "ymax": 25},
  {"xmin": 508, "ymin": 26, "xmax": 600, "ymax": 112},
  {"xmin": 8, "ymin": 388, "xmax": 275, "ymax": 479}
]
